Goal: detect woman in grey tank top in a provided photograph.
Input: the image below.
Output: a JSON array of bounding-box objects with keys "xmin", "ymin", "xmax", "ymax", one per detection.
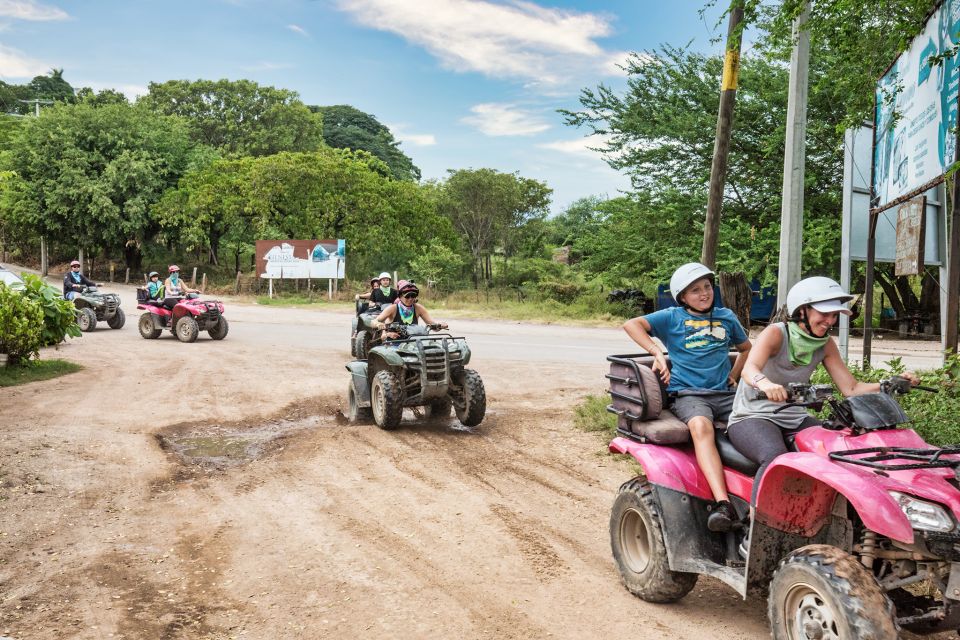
[{"xmin": 726, "ymin": 277, "xmax": 918, "ymax": 485}]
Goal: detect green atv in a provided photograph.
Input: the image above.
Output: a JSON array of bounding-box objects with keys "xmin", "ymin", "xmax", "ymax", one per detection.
[
  {"xmin": 350, "ymin": 300, "xmax": 384, "ymax": 359},
  {"xmin": 345, "ymin": 322, "xmax": 486, "ymax": 430},
  {"xmin": 73, "ymin": 286, "xmax": 125, "ymax": 332}
]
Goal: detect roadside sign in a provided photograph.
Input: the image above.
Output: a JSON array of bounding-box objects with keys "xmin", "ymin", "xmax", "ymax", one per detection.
[{"xmin": 895, "ymin": 196, "xmax": 927, "ymax": 275}]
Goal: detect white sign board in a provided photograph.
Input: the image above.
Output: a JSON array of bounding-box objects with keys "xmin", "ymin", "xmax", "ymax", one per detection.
[{"xmin": 874, "ymin": 0, "xmax": 960, "ymax": 210}]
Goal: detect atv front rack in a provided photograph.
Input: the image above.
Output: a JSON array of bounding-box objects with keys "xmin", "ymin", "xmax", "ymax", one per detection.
[{"xmin": 829, "ymin": 447, "xmax": 960, "ymax": 471}]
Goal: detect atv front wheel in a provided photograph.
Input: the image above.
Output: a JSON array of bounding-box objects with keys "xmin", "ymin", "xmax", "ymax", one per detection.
[
  {"xmin": 428, "ymin": 396, "xmax": 453, "ymax": 418},
  {"xmin": 77, "ymin": 308, "xmax": 97, "ymax": 332},
  {"xmin": 371, "ymin": 370, "xmax": 403, "ymax": 430},
  {"xmin": 769, "ymin": 544, "xmax": 897, "ymax": 640},
  {"xmin": 454, "ymin": 369, "xmax": 486, "ymax": 427},
  {"xmin": 138, "ymin": 313, "xmax": 161, "ymax": 339},
  {"xmin": 347, "ymin": 381, "xmax": 372, "ymax": 423},
  {"xmin": 610, "ymin": 477, "xmax": 698, "ymax": 603},
  {"xmin": 175, "ymin": 316, "xmax": 200, "ymax": 343},
  {"xmin": 354, "ymin": 330, "xmax": 371, "ymax": 359},
  {"xmin": 107, "ymin": 307, "xmax": 125, "ymax": 329},
  {"xmin": 208, "ymin": 317, "xmax": 229, "ymax": 340}
]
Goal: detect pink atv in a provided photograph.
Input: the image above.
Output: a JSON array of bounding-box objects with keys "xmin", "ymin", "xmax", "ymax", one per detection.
[
  {"xmin": 136, "ymin": 292, "xmax": 228, "ymax": 343},
  {"xmin": 606, "ymin": 352, "xmax": 959, "ymax": 637}
]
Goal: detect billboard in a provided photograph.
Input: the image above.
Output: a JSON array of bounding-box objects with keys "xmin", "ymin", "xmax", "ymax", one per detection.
[
  {"xmin": 255, "ymin": 239, "xmax": 345, "ymax": 279},
  {"xmin": 873, "ymin": 0, "xmax": 960, "ymax": 212}
]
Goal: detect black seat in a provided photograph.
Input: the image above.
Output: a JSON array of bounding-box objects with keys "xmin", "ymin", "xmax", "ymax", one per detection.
[{"xmin": 715, "ymin": 430, "xmax": 760, "ymax": 476}]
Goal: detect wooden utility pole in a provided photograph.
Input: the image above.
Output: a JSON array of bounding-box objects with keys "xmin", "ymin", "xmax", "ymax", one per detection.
[
  {"xmin": 775, "ymin": 1, "xmax": 812, "ymax": 310},
  {"xmin": 701, "ymin": 0, "xmax": 745, "ymax": 269},
  {"xmin": 947, "ymin": 174, "xmax": 960, "ymax": 354}
]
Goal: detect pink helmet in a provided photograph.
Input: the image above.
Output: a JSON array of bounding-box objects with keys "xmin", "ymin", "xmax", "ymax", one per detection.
[
  {"xmin": 70, "ymin": 260, "xmax": 80, "ymax": 267},
  {"xmin": 168, "ymin": 265, "xmax": 180, "ymax": 273},
  {"xmin": 397, "ymin": 280, "xmax": 419, "ymax": 296}
]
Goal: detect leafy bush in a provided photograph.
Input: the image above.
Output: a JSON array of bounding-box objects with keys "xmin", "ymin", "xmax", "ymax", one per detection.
[
  {"xmin": 14, "ymin": 274, "xmax": 81, "ymax": 345},
  {"xmin": 539, "ymin": 281, "xmax": 585, "ymax": 304},
  {"xmin": 498, "ymin": 257, "xmax": 569, "ymax": 287},
  {"xmin": 409, "ymin": 239, "xmax": 466, "ymax": 291},
  {"xmin": 0, "ymin": 282, "xmax": 44, "ymax": 364}
]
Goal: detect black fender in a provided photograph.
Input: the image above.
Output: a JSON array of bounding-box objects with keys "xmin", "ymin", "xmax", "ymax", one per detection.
[{"xmin": 345, "ymin": 360, "xmax": 371, "ymax": 407}]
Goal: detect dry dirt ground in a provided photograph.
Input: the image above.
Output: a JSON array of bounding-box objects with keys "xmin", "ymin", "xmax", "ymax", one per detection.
[{"xmin": 0, "ymin": 283, "xmax": 950, "ymax": 639}]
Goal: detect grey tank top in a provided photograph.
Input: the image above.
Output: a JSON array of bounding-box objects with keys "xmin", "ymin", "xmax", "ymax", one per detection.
[{"xmin": 728, "ymin": 323, "xmax": 826, "ymax": 429}]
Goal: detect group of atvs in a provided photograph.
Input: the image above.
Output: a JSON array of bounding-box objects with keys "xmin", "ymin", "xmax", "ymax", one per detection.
[
  {"xmin": 343, "ymin": 297, "xmax": 486, "ymax": 431},
  {"xmin": 69, "ymin": 283, "xmax": 227, "ymax": 343},
  {"xmin": 606, "ymin": 352, "xmax": 960, "ymax": 637}
]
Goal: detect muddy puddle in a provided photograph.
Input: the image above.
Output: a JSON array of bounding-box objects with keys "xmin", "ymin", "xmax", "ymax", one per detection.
[{"xmin": 158, "ymin": 407, "xmax": 339, "ymax": 469}]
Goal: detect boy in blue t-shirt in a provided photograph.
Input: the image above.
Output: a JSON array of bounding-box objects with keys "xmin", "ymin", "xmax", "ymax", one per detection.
[{"xmin": 623, "ymin": 262, "xmax": 751, "ymax": 532}]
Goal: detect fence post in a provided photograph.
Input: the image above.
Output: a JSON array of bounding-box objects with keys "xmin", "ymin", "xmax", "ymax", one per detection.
[
  {"xmin": 125, "ymin": 267, "xmax": 130, "ymax": 284},
  {"xmin": 109, "ymin": 263, "xmax": 115, "ymax": 283},
  {"xmin": 201, "ymin": 273, "xmax": 207, "ymax": 293},
  {"xmin": 191, "ymin": 267, "xmax": 198, "ymax": 287}
]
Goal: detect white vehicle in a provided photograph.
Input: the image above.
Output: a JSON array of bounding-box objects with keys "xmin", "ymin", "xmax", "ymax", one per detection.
[{"xmin": 0, "ymin": 265, "xmax": 24, "ymax": 287}]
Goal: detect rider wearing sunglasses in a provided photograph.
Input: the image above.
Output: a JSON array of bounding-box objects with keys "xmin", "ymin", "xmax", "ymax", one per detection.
[{"xmin": 373, "ymin": 280, "xmax": 447, "ymax": 338}]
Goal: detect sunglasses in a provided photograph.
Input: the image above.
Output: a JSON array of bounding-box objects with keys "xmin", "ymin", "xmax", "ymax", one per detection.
[
  {"xmin": 71, "ymin": 265, "xmax": 80, "ymax": 269},
  {"xmin": 402, "ymin": 294, "xmax": 418, "ymax": 300}
]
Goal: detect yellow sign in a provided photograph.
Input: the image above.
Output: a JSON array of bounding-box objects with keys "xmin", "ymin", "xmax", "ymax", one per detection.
[{"xmin": 721, "ymin": 50, "xmax": 740, "ymax": 91}]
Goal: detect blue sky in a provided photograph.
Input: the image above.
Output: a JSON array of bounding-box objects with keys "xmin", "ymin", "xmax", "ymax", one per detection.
[{"xmin": 0, "ymin": 0, "xmax": 727, "ymax": 213}]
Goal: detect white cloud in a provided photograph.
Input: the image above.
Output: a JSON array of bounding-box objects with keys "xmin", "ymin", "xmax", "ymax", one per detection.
[
  {"xmin": 387, "ymin": 122, "xmax": 437, "ymax": 146},
  {"xmin": 462, "ymin": 102, "xmax": 550, "ymax": 136},
  {"xmin": 538, "ymin": 134, "xmax": 610, "ymax": 158},
  {"xmin": 240, "ymin": 61, "xmax": 294, "ymax": 72},
  {"xmin": 0, "ymin": 43, "xmax": 47, "ymax": 78},
  {"xmin": 0, "ymin": 0, "xmax": 67, "ymax": 21},
  {"xmin": 335, "ymin": 0, "xmax": 619, "ymax": 86},
  {"xmin": 287, "ymin": 24, "xmax": 308, "ymax": 36}
]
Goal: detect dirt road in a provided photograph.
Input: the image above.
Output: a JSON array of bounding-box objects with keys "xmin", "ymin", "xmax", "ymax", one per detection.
[{"xmin": 0, "ymin": 285, "xmax": 945, "ymax": 639}]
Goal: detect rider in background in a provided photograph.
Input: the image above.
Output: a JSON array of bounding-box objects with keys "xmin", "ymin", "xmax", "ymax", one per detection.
[
  {"xmin": 63, "ymin": 260, "xmax": 98, "ymax": 300},
  {"xmin": 726, "ymin": 277, "xmax": 919, "ymax": 483},
  {"xmin": 370, "ymin": 272, "xmax": 399, "ymax": 305},
  {"xmin": 623, "ymin": 262, "xmax": 751, "ymax": 532},
  {"xmin": 162, "ymin": 265, "xmax": 199, "ymax": 310},
  {"xmin": 374, "ymin": 280, "xmax": 447, "ymax": 339},
  {"xmin": 355, "ymin": 277, "xmax": 381, "ymax": 302},
  {"xmin": 145, "ymin": 271, "xmax": 164, "ymax": 304}
]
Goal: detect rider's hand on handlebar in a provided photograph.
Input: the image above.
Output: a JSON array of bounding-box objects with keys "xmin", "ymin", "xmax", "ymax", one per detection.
[
  {"xmin": 758, "ymin": 378, "xmax": 789, "ymax": 402},
  {"xmin": 900, "ymin": 371, "xmax": 920, "ymax": 386}
]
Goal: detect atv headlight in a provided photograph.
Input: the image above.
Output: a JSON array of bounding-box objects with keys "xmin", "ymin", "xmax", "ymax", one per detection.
[{"xmin": 888, "ymin": 491, "xmax": 955, "ymax": 532}]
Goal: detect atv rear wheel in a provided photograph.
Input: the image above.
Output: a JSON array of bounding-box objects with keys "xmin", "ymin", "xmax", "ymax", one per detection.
[
  {"xmin": 769, "ymin": 545, "xmax": 898, "ymax": 640},
  {"xmin": 454, "ymin": 369, "xmax": 486, "ymax": 427},
  {"xmin": 347, "ymin": 381, "xmax": 372, "ymax": 423},
  {"xmin": 138, "ymin": 313, "xmax": 161, "ymax": 339},
  {"xmin": 428, "ymin": 396, "xmax": 453, "ymax": 418},
  {"xmin": 371, "ymin": 370, "xmax": 403, "ymax": 430},
  {"xmin": 610, "ymin": 477, "xmax": 698, "ymax": 603},
  {"xmin": 208, "ymin": 317, "xmax": 229, "ymax": 340},
  {"xmin": 354, "ymin": 330, "xmax": 371, "ymax": 359},
  {"xmin": 175, "ymin": 316, "xmax": 199, "ymax": 343},
  {"xmin": 107, "ymin": 307, "xmax": 125, "ymax": 329},
  {"xmin": 77, "ymin": 308, "xmax": 97, "ymax": 332}
]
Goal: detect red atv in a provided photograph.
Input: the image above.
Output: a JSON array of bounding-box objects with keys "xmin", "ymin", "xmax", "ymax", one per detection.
[
  {"xmin": 606, "ymin": 352, "xmax": 959, "ymax": 637},
  {"xmin": 136, "ymin": 292, "xmax": 228, "ymax": 343}
]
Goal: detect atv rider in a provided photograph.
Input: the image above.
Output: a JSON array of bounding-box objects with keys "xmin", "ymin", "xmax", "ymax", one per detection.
[
  {"xmin": 373, "ymin": 280, "xmax": 447, "ymax": 339},
  {"xmin": 63, "ymin": 260, "xmax": 99, "ymax": 300},
  {"xmin": 144, "ymin": 271, "xmax": 164, "ymax": 306},
  {"xmin": 623, "ymin": 262, "xmax": 751, "ymax": 532},
  {"xmin": 162, "ymin": 265, "xmax": 199, "ymax": 311},
  {"xmin": 727, "ymin": 277, "xmax": 919, "ymax": 486},
  {"xmin": 369, "ymin": 272, "xmax": 399, "ymax": 306},
  {"xmin": 355, "ymin": 277, "xmax": 382, "ymax": 302}
]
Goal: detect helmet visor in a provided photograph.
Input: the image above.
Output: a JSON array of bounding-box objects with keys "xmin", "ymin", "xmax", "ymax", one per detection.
[{"xmin": 810, "ymin": 299, "xmax": 852, "ymax": 316}]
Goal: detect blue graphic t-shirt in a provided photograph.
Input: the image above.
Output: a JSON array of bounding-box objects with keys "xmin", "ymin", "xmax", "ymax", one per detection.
[{"xmin": 643, "ymin": 306, "xmax": 748, "ymax": 393}]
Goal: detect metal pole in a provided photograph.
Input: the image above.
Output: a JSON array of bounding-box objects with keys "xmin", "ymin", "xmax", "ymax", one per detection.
[
  {"xmin": 701, "ymin": 0, "xmax": 745, "ymax": 269},
  {"xmin": 775, "ymin": 1, "xmax": 811, "ymax": 309},
  {"xmin": 863, "ymin": 213, "xmax": 879, "ymax": 368},
  {"xmin": 40, "ymin": 236, "xmax": 48, "ymax": 276},
  {"xmin": 839, "ymin": 128, "xmax": 855, "ymax": 362}
]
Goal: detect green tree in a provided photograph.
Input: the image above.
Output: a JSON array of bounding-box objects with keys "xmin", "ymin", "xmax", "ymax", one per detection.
[
  {"xmin": 563, "ymin": 47, "xmax": 845, "ymax": 285},
  {"xmin": 153, "ymin": 149, "xmax": 455, "ymax": 276},
  {"xmin": 311, "ymin": 105, "xmax": 421, "ymax": 181},
  {"xmin": 29, "ymin": 68, "xmax": 74, "ymax": 103},
  {"xmin": 75, "ymin": 87, "xmax": 130, "ymax": 107},
  {"xmin": 438, "ymin": 168, "xmax": 551, "ymax": 282},
  {"xmin": 141, "ymin": 79, "xmax": 324, "ymax": 157},
  {"xmin": 409, "ymin": 239, "xmax": 466, "ymax": 290},
  {"xmin": 1, "ymin": 102, "xmax": 203, "ymax": 268}
]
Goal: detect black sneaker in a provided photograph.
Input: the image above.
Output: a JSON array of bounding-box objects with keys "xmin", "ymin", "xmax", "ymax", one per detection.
[{"xmin": 707, "ymin": 500, "xmax": 736, "ymax": 532}]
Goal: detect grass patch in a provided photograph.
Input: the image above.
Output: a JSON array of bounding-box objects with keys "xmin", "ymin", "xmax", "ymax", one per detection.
[
  {"xmin": 574, "ymin": 394, "xmax": 618, "ymax": 438},
  {"xmin": 0, "ymin": 359, "xmax": 82, "ymax": 387}
]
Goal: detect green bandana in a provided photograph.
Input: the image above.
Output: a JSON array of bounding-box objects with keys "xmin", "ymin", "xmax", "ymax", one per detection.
[
  {"xmin": 787, "ymin": 322, "xmax": 829, "ymax": 366},
  {"xmin": 380, "ymin": 286, "xmax": 392, "ymax": 296}
]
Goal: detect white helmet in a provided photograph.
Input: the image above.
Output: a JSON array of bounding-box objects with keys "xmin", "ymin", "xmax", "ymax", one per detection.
[
  {"xmin": 378, "ymin": 272, "xmax": 391, "ymax": 280},
  {"xmin": 669, "ymin": 262, "xmax": 715, "ymax": 304},
  {"xmin": 786, "ymin": 277, "xmax": 854, "ymax": 316}
]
